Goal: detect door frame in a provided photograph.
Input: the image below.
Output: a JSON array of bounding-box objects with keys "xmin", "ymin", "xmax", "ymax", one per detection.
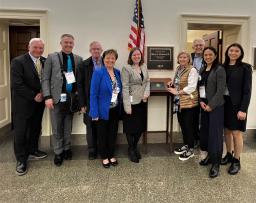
[
  {"xmin": 179, "ymin": 14, "xmax": 251, "ymax": 63},
  {"xmin": 0, "ymin": 9, "xmax": 51, "ymax": 136}
]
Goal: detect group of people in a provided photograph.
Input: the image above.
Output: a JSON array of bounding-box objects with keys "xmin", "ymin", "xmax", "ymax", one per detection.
[
  {"xmin": 169, "ymin": 39, "xmax": 252, "ymax": 178},
  {"xmin": 11, "ymin": 35, "xmax": 252, "ymax": 179},
  {"xmin": 11, "ymin": 34, "xmax": 150, "ymax": 175}
]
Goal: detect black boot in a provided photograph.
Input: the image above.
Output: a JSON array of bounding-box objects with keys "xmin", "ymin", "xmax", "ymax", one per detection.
[
  {"xmin": 221, "ymin": 151, "xmax": 233, "ymax": 165},
  {"xmin": 199, "ymin": 155, "xmax": 210, "ymax": 166},
  {"xmin": 133, "ymin": 133, "xmax": 142, "ymax": 159},
  {"xmin": 228, "ymin": 157, "xmax": 241, "ymax": 175},
  {"xmin": 209, "ymin": 164, "xmax": 220, "ymax": 178},
  {"xmin": 126, "ymin": 134, "xmax": 139, "ymax": 163}
]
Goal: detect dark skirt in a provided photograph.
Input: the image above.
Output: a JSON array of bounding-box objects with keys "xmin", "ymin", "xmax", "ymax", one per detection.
[
  {"xmin": 123, "ymin": 101, "xmax": 147, "ymax": 134},
  {"xmin": 224, "ymin": 96, "xmax": 247, "ymax": 132}
]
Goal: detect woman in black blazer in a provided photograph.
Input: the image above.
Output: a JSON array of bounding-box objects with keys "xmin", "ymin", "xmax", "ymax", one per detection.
[
  {"xmin": 221, "ymin": 43, "xmax": 252, "ymax": 175},
  {"xmin": 198, "ymin": 47, "xmax": 226, "ymax": 178}
]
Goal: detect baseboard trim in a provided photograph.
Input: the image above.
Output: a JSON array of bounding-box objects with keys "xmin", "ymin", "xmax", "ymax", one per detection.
[{"xmin": 0, "ymin": 124, "xmax": 12, "ymax": 144}]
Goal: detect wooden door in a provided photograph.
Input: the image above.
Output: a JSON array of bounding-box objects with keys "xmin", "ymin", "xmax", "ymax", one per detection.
[
  {"xmin": 0, "ymin": 24, "xmax": 11, "ymax": 128},
  {"xmin": 9, "ymin": 26, "xmax": 40, "ymax": 60},
  {"xmin": 203, "ymin": 31, "xmax": 222, "ymax": 62}
]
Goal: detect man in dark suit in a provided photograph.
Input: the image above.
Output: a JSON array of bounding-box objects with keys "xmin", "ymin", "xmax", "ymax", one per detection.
[
  {"xmin": 11, "ymin": 38, "xmax": 47, "ymax": 176},
  {"xmin": 77, "ymin": 41, "xmax": 103, "ymax": 159}
]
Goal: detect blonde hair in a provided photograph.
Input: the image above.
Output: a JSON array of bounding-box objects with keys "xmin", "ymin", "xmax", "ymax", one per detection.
[{"xmin": 177, "ymin": 51, "xmax": 191, "ymax": 64}]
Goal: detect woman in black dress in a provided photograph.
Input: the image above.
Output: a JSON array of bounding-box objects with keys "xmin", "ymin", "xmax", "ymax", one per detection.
[
  {"xmin": 121, "ymin": 48, "xmax": 150, "ymax": 163},
  {"xmin": 221, "ymin": 43, "xmax": 252, "ymax": 175}
]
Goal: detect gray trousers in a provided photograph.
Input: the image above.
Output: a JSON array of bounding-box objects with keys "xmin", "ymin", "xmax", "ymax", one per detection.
[{"xmin": 50, "ymin": 103, "xmax": 73, "ymax": 155}]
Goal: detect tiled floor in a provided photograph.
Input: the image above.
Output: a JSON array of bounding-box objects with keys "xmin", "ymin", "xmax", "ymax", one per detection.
[{"xmin": 0, "ymin": 134, "xmax": 256, "ymax": 203}]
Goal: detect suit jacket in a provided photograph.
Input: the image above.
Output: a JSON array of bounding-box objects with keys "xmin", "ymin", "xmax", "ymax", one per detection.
[
  {"xmin": 89, "ymin": 66, "xmax": 122, "ymax": 120},
  {"xmin": 225, "ymin": 62, "xmax": 252, "ymax": 112},
  {"xmin": 41, "ymin": 52, "xmax": 83, "ymax": 104},
  {"xmin": 11, "ymin": 53, "xmax": 46, "ymax": 118},
  {"xmin": 121, "ymin": 63, "xmax": 150, "ymax": 113},
  {"xmin": 77, "ymin": 56, "xmax": 99, "ymax": 109},
  {"xmin": 200, "ymin": 64, "xmax": 226, "ymax": 110}
]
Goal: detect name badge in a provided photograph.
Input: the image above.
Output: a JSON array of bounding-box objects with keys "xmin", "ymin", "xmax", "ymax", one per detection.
[
  {"xmin": 130, "ymin": 95, "xmax": 133, "ymax": 103},
  {"xmin": 199, "ymin": 86, "xmax": 206, "ymax": 98},
  {"xmin": 64, "ymin": 71, "xmax": 76, "ymax": 84},
  {"xmin": 60, "ymin": 93, "xmax": 67, "ymax": 102},
  {"xmin": 111, "ymin": 93, "xmax": 118, "ymax": 103}
]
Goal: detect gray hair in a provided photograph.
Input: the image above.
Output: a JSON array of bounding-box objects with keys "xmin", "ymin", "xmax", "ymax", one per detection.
[
  {"xmin": 192, "ymin": 38, "xmax": 205, "ymax": 46},
  {"xmin": 60, "ymin": 34, "xmax": 74, "ymax": 40},
  {"xmin": 89, "ymin": 41, "xmax": 102, "ymax": 48},
  {"xmin": 29, "ymin": 38, "xmax": 45, "ymax": 46}
]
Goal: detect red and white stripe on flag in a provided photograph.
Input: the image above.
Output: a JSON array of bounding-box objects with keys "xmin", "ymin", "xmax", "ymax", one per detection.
[{"xmin": 128, "ymin": 0, "xmax": 145, "ymax": 55}]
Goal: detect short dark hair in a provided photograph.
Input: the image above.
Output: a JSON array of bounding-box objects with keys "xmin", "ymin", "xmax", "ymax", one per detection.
[
  {"xmin": 127, "ymin": 47, "xmax": 144, "ymax": 66},
  {"xmin": 202, "ymin": 46, "xmax": 220, "ymax": 69},
  {"xmin": 102, "ymin": 49, "xmax": 118, "ymax": 60},
  {"xmin": 60, "ymin": 34, "xmax": 74, "ymax": 40},
  {"xmin": 223, "ymin": 43, "xmax": 244, "ymax": 67}
]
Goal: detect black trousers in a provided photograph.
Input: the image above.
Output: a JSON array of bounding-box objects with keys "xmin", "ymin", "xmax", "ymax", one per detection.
[
  {"xmin": 84, "ymin": 112, "xmax": 97, "ymax": 154},
  {"xmin": 13, "ymin": 102, "xmax": 45, "ymax": 162},
  {"xmin": 96, "ymin": 107, "xmax": 119, "ymax": 159},
  {"xmin": 177, "ymin": 106, "xmax": 199, "ymax": 149},
  {"xmin": 200, "ymin": 105, "xmax": 224, "ymax": 164}
]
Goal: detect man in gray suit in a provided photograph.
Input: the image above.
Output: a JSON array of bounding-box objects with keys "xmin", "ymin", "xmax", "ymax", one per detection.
[{"xmin": 42, "ymin": 34, "xmax": 83, "ymax": 166}]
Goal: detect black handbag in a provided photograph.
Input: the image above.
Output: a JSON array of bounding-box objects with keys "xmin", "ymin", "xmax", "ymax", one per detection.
[{"xmin": 67, "ymin": 92, "xmax": 80, "ymax": 113}]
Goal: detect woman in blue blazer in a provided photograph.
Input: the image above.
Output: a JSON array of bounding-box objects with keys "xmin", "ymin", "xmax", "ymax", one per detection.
[{"xmin": 89, "ymin": 49, "xmax": 122, "ymax": 168}]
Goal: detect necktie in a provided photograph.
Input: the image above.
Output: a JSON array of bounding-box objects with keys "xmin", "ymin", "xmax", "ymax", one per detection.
[
  {"xmin": 66, "ymin": 55, "xmax": 73, "ymax": 93},
  {"xmin": 35, "ymin": 58, "xmax": 42, "ymax": 80}
]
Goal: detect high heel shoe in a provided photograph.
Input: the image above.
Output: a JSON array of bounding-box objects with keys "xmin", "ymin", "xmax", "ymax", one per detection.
[
  {"xmin": 228, "ymin": 158, "xmax": 241, "ymax": 175},
  {"xmin": 199, "ymin": 156, "xmax": 210, "ymax": 166},
  {"xmin": 221, "ymin": 151, "xmax": 233, "ymax": 165},
  {"xmin": 109, "ymin": 158, "xmax": 118, "ymax": 166},
  {"xmin": 102, "ymin": 160, "xmax": 110, "ymax": 168}
]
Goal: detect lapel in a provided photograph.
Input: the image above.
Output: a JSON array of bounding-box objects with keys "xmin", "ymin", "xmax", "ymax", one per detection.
[
  {"xmin": 40, "ymin": 57, "xmax": 46, "ymax": 69},
  {"xmin": 25, "ymin": 53, "xmax": 39, "ymax": 78},
  {"xmin": 132, "ymin": 65, "xmax": 143, "ymax": 82},
  {"xmin": 102, "ymin": 67, "xmax": 113, "ymax": 94},
  {"xmin": 58, "ymin": 51, "xmax": 64, "ymax": 66}
]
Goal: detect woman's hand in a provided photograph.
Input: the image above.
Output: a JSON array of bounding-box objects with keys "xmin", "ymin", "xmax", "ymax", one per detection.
[
  {"xmin": 126, "ymin": 109, "xmax": 132, "ymax": 115},
  {"xmin": 237, "ymin": 111, "xmax": 246, "ymax": 120},
  {"xmin": 167, "ymin": 87, "xmax": 178, "ymax": 95},
  {"xmin": 143, "ymin": 94, "xmax": 149, "ymax": 102},
  {"xmin": 200, "ymin": 101, "xmax": 207, "ymax": 110},
  {"xmin": 167, "ymin": 80, "xmax": 173, "ymax": 87},
  {"xmin": 205, "ymin": 105, "xmax": 212, "ymax": 112}
]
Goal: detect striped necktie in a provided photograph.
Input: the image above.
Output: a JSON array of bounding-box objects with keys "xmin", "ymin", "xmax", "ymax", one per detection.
[
  {"xmin": 35, "ymin": 58, "xmax": 42, "ymax": 80},
  {"xmin": 66, "ymin": 55, "xmax": 73, "ymax": 93}
]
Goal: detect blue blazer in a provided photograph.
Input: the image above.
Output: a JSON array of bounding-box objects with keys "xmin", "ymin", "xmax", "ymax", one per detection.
[{"xmin": 89, "ymin": 66, "xmax": 122, "ymax": 120}]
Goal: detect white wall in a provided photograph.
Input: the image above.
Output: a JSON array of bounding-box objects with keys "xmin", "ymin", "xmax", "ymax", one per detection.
[{"xmin": 1, "ymin": 0, "xmax": 255, "ymax": 133}]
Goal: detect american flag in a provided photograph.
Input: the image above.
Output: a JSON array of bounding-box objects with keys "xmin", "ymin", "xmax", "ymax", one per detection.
[{"xmin": 128, "ymin": 0, "xmax": 145, "ymax": 55}]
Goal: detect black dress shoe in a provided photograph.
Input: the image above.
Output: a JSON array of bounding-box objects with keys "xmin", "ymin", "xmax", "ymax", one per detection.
[
  {"xmin": 209, "ymin": 164, "xmax": 220, "ymax": 178},
  {"xmin": 29, "ymin": 150, "xmax": 48, "ymax": 160},
  {"xmin": 228, "ymin": 158, "xmax": 241, "ymax": 175},
  {"xmin": 16, "ymin": 161, "xmax": 27, "ymax": 176},
  {"xmin": 63, "ymin": 149, "xmax": 72, "ymax": 160},
  {"xmin": 102, "ymin": 161, "xmax": 110, "ymax": 168},
  {"xmin": 199, "ymin": 156, "xmax": 210, "ymax": 166},
  {"xmin": 134, "ymin": 148, "xmax": 141, "ymax": 159},
  {"xmin": 109, "ymin": 158, "xmax": 118, "ymax": 166},
  {"xmin": 54, "ymin": 154, "xmax": 63, "ymax": 166},
  {"xmin": 88, "ymin": 152, "xmax": 97, "ymax": 160},
  {"xmin": 128, "ymin": 149, "xmax": 139, "ymax": 163},
  {"xmin": 221, "ymin": 152, "xmax": 233, "ymax": 165}
]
